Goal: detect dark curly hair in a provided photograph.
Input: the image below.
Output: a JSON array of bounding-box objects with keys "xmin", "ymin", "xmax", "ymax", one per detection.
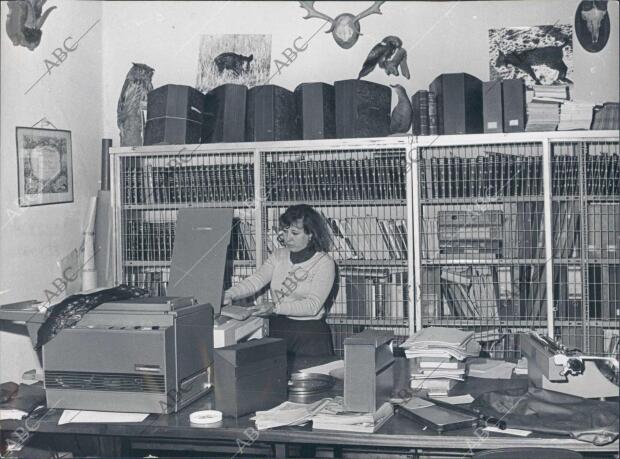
[{"xmin": 279, "ymin": 204, "xmax": 333, "ymax": 253}]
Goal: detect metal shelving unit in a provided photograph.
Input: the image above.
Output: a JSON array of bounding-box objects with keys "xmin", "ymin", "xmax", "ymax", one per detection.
[
  {"xmin": 412, "ymin": 131, "xmax": 619, "ymax": 361},
  {"xmin": 110, "ymin": 138, "xmax": 414, "ymax": 357},
  {"xmin": 109, "ymin": 131, "xmax": 618, "ymax": 360}
]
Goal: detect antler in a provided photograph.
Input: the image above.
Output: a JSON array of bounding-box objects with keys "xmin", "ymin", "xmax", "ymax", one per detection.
[
  {"xmin": 299, "ymin": 1, "xmax": 335, "ymax": 24},
  {"xmin": 354, "ymin": 1, "xmax": 385, "ymax": 22}
]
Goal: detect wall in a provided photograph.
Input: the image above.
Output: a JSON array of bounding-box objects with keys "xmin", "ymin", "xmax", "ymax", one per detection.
[
  {"xmin": 0, "ymin": 1, "xmax": 103, "ymax": 382},
  {"xmin": 102, "ymin": 0, "xmax": 619, "ymax": 142}
]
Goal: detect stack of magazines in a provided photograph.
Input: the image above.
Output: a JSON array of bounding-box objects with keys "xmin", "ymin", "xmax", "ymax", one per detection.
[
  {"xmin": 401, "ymin": 327, "xmax": 480, "ymax": 396},
  {"xmin": 311, "ymin": 397, "xmax": 394, "ymax": 433},
  {"xmin": 252, "ymin": 399, "xmax": 331, "ymax": 431}
]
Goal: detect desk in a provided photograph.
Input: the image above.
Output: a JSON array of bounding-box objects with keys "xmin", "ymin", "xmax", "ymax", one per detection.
[
  {"xmin": 2, "ymin": 358, "xmax": 618, "ymax": 458},
  {"xmin": 2, "ymin": 399, "xmax": 618, "ymax": 458}
]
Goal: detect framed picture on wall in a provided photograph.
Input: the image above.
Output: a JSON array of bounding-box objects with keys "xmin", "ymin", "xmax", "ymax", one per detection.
[{"xmin": 16, "ymin": 127, "xmax": 74, "ymax": 207}]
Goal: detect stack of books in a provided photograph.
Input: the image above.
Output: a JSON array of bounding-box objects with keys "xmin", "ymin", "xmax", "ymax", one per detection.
[
  {"xmin": 401, "ymin": 327, "xmax": 480, "ymax": 397},
  {"xmin": 525, "ymin": 85, "xmax": 570, "ymax": 132},
  {"xmin": 557, "ymin": 101, "xmax": 596, "ymax": 131}
]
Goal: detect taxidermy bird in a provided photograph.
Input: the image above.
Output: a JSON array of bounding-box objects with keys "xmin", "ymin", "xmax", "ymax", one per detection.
[
  {"xmin": 5, "ymin": 0, "xmax": 56, "ymax": 50},
  {"xmin": 117, "ymin": 63, "xmax": 154, "ymax": 147},
  {"xmin": 389, "ymin": 84, "xmax": 412, "ymax": 134},
  {"xmin": 358, "ymin": 36, "xmax": 410, "ymax": 79}
]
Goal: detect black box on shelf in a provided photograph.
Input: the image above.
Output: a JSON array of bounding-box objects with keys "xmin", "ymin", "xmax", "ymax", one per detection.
[
  {"xmin": 502, "ymin": 78, "xmax": 526, "ymax": 133},
  {"xmin": 429, "ymin": 73, "xmax": 483, "ymax": 135},
  {"xmin": 294, "ymin": 82, "xmax": 336, "ymax": 140},
  {"xmin": 145, "ymin": 84, "xmax": 205, "ymax": 145},
  {"xmin": 334, "ymin": 79, "xmax": 391, "ymax": 139},
  {"xmin": 214, "ymin": 337, "xmax": 287, "ymax": 418},
  {"xmin": 246, "ymin": 85, "xmax": 300, "ymax": 141},
  {"xmin": 482, "ymin": 81, "xmax": 503, "ymax": 133},
  {"xmin": 203, "ymin": 84, "xmax": 247, "ymax": 143}
]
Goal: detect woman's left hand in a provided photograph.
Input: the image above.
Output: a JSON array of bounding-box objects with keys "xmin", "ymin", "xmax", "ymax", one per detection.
[{"xmin": 251, "ymin": 302, "xmax": 275, "ymax": 317}]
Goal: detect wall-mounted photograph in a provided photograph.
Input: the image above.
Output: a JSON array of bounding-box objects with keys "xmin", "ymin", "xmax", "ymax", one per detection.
[
  {"xmin": 489, "ymin": 24, "xmax": 574, "ymax": 88},
  {"xmin": 195, "ymin": 34, "xmax": 272, "ymax": 92},
  {"xmin": 16, "ymin": 127, "xmax": 73, "ymax": 207}
]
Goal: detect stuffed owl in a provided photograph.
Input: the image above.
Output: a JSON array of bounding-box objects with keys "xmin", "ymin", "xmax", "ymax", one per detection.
[{"xmin": 117, "ymin": 63, "xmax": 154, "ymax": 147}]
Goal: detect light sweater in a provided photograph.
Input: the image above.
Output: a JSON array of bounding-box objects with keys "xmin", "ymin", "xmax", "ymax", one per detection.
[{"xmin": 225, "ymin": 248, "xmax": 336, "ymax": 320}]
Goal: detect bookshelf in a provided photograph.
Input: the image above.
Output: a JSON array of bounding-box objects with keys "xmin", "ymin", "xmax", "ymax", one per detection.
[
  {"xmin": 412, "ymin": 131, "xmax": 619, "ymax": 361},
  {"xmin": 110, "ymin": 138, "xmax": 414, "ymax": 356},
  {"xmin": 110, "ymin": 131, "xmax": 618, "ymax": 359}
]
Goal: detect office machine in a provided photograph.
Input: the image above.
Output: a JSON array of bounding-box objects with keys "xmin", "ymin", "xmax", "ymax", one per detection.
[
  {"xmin": 42, "ymin": 296, "xmax": 213, "ymax": 414},
  {"xmin": 519, "ymin": 332, "xmax": 619, "ymax": 399},
  {"xmin": 344, "ymin": 329, "xmax": 395, "ymax": 413},
  {"xmin": 167, "ymin": 208, "xmax": 266, "ymax": 349},
  {"xmin": 213, "ymin": 337, "xmax": 287, "ymax": 417}
]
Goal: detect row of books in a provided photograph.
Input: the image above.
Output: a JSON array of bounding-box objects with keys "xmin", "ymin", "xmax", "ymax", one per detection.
[
  {"xmin": 422, "ymin": 265, "xmax": 548, "ymax": 320},
  {"xmin": 122, "ymin": 163, "xmax": 255, "ymax": 205},
  {"xmin": 422, "ymin": 202, "xmax": 545, "ymax": 260},
  {"xmin": 583, "ymin": 152, "xmax": 620, "ymax": 196},
  {"xmin": 591, "ymin": 102, "xmax": 619, "ymax": 130},
  {"xmin": 420, "ymin": 153, "xmax": 544, "ymax": 199},
  {"xmin": 588, "ymin": 266, "xmax": 620, "ymax": 320},
  {"xmin": 264, "ymin": 156, "xmax": 407, "ymax": 202},
  {"xmin": 330, "ymin": 268, "xmax": 409, "ymax": 319},
  {"xmin": 552, "ymin": 201, "xmax": 580, "ymax": 259},
  {"xmin": 411, "ymin": 90, "xmax": 438, "ymax": 136},
  {"xmin": 265, "ymin": 215, "xmax": 408, "ymax": 261}
]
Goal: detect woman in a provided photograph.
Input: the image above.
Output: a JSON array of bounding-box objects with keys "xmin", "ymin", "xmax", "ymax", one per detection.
[{"xmin": 222, "ymin": 204, "xmax": 336, "ymax": 359}]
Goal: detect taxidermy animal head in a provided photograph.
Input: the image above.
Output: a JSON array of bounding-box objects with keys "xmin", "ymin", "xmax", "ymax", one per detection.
[
  {"xmin": 5, "ymin": 0, "xmax": 56, "ymax": 50},
  {"xmin": 299, "ymin": 1, "xmax": 385, "ymax": 49},
  {"xmin": 214, "ymin": 52, "xmax": 253, "ymax": 77},
  {"xmin": 581, "ymin": 1, "xmax": 608, "ymax": 43}
]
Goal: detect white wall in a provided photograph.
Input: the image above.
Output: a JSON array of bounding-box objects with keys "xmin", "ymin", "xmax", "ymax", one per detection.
[
  {"xmin": 0, "ymin": 1, "xmax": 103, "ymax": 382},
  {"xmin": 101, "ymin": 0, "xmax": 619, "ymax": 143}
]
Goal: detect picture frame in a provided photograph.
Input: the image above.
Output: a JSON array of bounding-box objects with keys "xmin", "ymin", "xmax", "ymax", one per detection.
[{"xmin": 16, "ymin": 127, "xmax": 74, "ymax": 207}]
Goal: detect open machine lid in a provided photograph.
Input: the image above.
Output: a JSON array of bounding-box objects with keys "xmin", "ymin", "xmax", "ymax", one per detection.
[{"xmin": 166, "ymin": 207, "xmax": 233, "ymax": 317}]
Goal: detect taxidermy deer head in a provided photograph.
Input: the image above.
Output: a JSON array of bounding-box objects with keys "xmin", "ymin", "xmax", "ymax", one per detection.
[
  {"xmin": 581, "ymin": 1, "xmax": 608, "ymax": 43},
  {"xmin": 6, "ymin": 0, "xmax": 56, "ymax": 50},
  {"xmin": 299, "ymin": 1, "xmax": 385, "ymax": 49}
]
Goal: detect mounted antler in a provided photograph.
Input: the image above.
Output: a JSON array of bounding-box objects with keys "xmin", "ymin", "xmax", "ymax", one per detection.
[
  {"xmin": 354, "ymin": 1, "xmax": 385, "ymax": 22},
  {"xmin": 299, "ymin": 1, "xmax": 335, "ymax": 25},
  {"xmin": 299, "ymin": 1, "xmax": 387, "ymax": 49}
]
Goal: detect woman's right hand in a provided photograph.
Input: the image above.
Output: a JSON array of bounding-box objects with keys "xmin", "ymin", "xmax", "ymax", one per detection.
[{"xmin": 222, "ymin": 291, "xmax": 233, "ymax": 306}]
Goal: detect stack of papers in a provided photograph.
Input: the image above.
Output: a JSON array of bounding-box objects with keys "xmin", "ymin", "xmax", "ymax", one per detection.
[
  {"xmin": 311, "ymin": 397, "xmax": 393, "ymax": 433},
  {"xmin": 401, "ymin": 327, "xmax": 480, "ymax": 396},
  {"xmin": 252, "ymin": 399, "xmax": 330, "ymax": 430},
  {"xmin": 557, "ymin": 101, "xmax": 595, "ymax": 130},
  {"xmin": 526, "ymin": 100, "xmax": 561, "ymax": 131},
  {"xmin": 401, "ymin": 327, "xmax": 480, "ymax": 361}
]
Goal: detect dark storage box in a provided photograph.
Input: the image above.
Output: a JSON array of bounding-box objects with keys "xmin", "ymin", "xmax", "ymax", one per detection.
[
  {"xmin": 144, "ymin": 118, "xmax": 203, "ymax": 145},
  {"xmin": 214, "ymin": 337, "xmax": 287, "ymax": 418},
  {"xmin": 344, "ymin": 329, "xmax": 394, "ymax": 413},
  {"xmin": 145, "ymin": 84, "xmax": 205, "ymax": 145},
  {"xmin": 502, "ymin": 78, "xmax": 526, "ymax": 133},
  {"xmin": 429, "ymin": 73, "xmax": 483, "ymax": 135},
  {"xmin": 335, "ymin": 79, "xmax": 391, "ymax": 139},
  {"xmin": 294, "ymin": 82, "xmax": 335, "ymax": 140},
  {"xmin": 246, "ymin": 85, "xmax": 300, "ymax": 141},
  {"xmin": 203, "ymin": 84, "xmax": 247, "ymax": 143},
  {"xmin": 482, "ymin": 80, "xmax": 503, "ymax": 133}
]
